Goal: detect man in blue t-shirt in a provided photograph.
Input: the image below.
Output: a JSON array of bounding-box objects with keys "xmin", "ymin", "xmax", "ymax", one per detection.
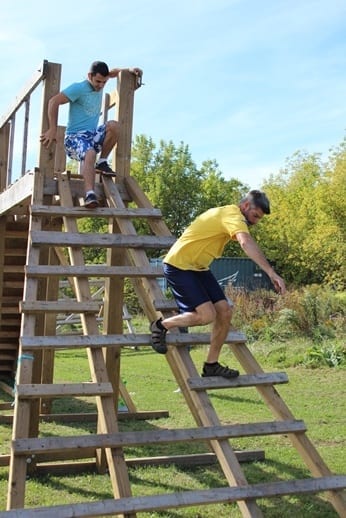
[{"xmin": 40, "ymin": 61, "xmax": 142, "ymax": 208}]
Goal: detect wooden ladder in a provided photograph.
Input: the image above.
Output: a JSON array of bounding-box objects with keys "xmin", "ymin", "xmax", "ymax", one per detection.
[{"xmin": 6, "ymin": 171, "xmax": 346, "ymax": 516}]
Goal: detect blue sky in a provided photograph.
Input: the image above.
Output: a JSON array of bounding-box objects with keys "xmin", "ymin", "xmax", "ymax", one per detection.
[{"xmin": 1, "ymin": 0, "xmax": 345, "ymax": 188}]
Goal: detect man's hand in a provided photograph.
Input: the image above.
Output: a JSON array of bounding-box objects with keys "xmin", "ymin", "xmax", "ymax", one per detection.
[
  {"xmin": 40, "ymin": 128, "xmax": 57, "ymax": 148},
  {"xmin": 129, "ymin": 67, "xmax": 143, "ymax": 76},
  {"xmin": 270, "ymin": 273, "xmax": 286, "ymax": 295}
]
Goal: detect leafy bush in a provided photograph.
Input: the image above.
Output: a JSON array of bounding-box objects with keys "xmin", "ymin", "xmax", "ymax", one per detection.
[
  {"xmin": 225, "ymin": 285, "xmax": 345, "ymax": 369},
  {"xmin": 302, "ymin": 343, "xmax": 346, "ymax": 368}
]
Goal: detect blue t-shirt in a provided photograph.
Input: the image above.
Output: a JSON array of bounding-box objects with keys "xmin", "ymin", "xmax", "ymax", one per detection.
[{"xmin": 63, "ymin": 80, "xmax": 103, "ymax": 134}]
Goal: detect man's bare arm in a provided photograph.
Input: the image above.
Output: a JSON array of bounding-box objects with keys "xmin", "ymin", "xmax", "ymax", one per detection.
[
  {"xmin": 236, "ymin": 231, "xmax": 286, "ymax": 294},
  {"xmin": 40, "ymin": 93, "xmax": 69, "ymax": 148}
]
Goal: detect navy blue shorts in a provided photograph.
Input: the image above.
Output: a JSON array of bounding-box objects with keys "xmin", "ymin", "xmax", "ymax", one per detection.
[{"xmin": 163, "ymin": 263, "xmax": 227, "ymax": 313}]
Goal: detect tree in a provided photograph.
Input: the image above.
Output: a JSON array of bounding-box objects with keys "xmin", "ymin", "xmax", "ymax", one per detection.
[{"xmin": 258, "ymin": 143, "xmax": 346, "ymax": 288}]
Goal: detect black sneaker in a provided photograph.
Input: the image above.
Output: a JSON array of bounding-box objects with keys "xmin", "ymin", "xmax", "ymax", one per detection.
[
  {"xmin": 150, "ymin": 318, "xmax": 167, "ymax": 354},
  {"xmin": 202, "ymin": 362, "xmax": 239, "ymax": 379},
  {"xmin": 84, "ymin": 192, "xmax": 99, "ymax": 209},
  {"xmin": 95, "ymin": 161, "xmax": 116, "ymax": 176}
]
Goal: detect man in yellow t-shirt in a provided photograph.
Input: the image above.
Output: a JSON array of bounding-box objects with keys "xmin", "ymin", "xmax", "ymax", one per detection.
[{"xmin": 150, "ymin": 190, "xmax": 286, "ymax": 379}]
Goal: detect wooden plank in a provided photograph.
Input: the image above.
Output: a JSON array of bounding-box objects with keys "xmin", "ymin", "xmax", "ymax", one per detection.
[
  {"xmin": 20, "ymin": 300, "xmax": 100, "ymax": 314},
  {"xmin": 25, "ymin": 265, "xmax": 164, "ymax": 278},
  {"xmin": 30, "ymin": 230, "xmax": 175, "ymax": 249},
  {"xmin": 154, "ymin": 299, "xmax": 178, "ymax": 311},
  {"xmin": 31, "ymin": 204, "xmax": 162, "ymax": 218},
  {"xmin": 13, "ymin": 420, "xmax": 307, "ymax": 454},
  {"xmin": 0, "ymin": 171, "xmax": 34, "ymax": 216},
  {"xmin": 188, "ymin": 372, "xmax": 289, "ymax": 390},
  {"xmin": 3, "ymin": 266, "xmax": 24, "ymax": 273},
  {"xmin": 16, "ymin": 382, "xmax": 114, "ymax": 398},
  {"xmin": 2, "ymin": 476, "xmax": 345, "ymax": 518},
  {"xmin": 0, "ymin": 450, "xmax": 265, "ymax": 470},
  {"xmin": 124, "ymin": 451, "xmax": 265, "ymax": 467},
  {"xmin": 20, "ymin": 331, "xmax": 247, "ymax": 350}
]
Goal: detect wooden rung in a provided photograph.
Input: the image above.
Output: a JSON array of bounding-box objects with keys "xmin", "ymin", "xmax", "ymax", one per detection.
[
  {"xmin": 31, "ymin": 204, "xmax": 163, "ymax": 218},
  {"xmin": 19, "ymin": 300, "xmax": 100, "ymax": 314},
  {"xmin": 30, "ymin": 230, "xmax": 176, "ymax": 249},
  {"xmin": 25, "ymin": 265, "xmax": 164, "ymax": 278},
  {"xmin": 4, "ymin": 230, "xmax": 27, "ymax": 238},
  {"xmin": 188, "ymin": 372, "xmax": 289, "ymax": 390},
  {"xmin": 2, "ymin": 476, "xmax": 344, "ymax": 518},
  {"xmin": 16, "ymin": 382, "xmax": 114, "ymax": 398},
  {"xmin": 0, "ymin": 307, "xmax": 20, "ymax": 314},
  {"xmin": 154, "ymin": 299, "xmax": 178, "ymax": 311},
  {"xmin": 0, "ymin": 353, "xmax": 17, "ymax": 361},
  {"xmin": 12, "ymin": 420, "xmax": 307, "ymax": 455},
  {"xmin": 3, "ymin": 265, "xmax": 24, "ymax": 273},
  {"xmin": 20, "ymin": 331, "xmax": 247, "ymax": 350},
  {"xmin": 2, "ymin": 450, "xmax": 263, "ymax": 468},
  {"xmin": 3, "ymin": 248, "xmax": 27, "ymax": 256},
  {"xmin": 0, "ymin": 329, "xmax": 19, "ymax": 338}
]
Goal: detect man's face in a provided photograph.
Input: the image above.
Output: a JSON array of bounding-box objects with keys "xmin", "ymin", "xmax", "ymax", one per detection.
[
  {"xmin": 241, "ymin": 202, "xmax": 264, "ymax": 226},
  {"xmin": 88, "ymin": 73, "xmax": 109, "ymax": 91}
]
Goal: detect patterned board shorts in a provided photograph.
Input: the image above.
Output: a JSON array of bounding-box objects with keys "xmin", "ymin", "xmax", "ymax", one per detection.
[{"xmin": 64, "ymin": 124, "xmax": 106, "ymax": 162}]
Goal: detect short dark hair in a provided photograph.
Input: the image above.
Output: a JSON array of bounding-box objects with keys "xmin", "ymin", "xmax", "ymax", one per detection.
[
  {"xmin": 242, "ymin": 190, "xmax": 271, "ymax": 214},
  {"xmin": 89, "ymin": 61, "xmax": 109, "ymax": 77}
]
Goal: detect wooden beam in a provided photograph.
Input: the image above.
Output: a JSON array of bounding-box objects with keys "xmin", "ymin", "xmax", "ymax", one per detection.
[
  {"xmin": 20, "ymin": 300, "xmax": 100, "ymax": 314},
  {"xmin": 13, "ymin": 420, "xmax": 307, "ymax": 454},
  {"xmin": 30, "ymin": 230, "xmax": 175, "ymax": 249},
  {"xmin": 16, "ymin": 382, "xmax": 114, "ymax": 398},
  {"xmin": 188, "ymin": 372, "xmax": 289, "ymax": 390},
  {"xmin": 2, "ymin": 477, "xmax": 345, "ymax": 518},
  {"xmin": 25, "ymin": 265, "xmax": 164, "ymax": 278},
  {"xmin": 20, "ymin": 331, "xmax": 247, "ymax": 350},
  {"xmin": 31, "ymin": 204, "xmax": 162, "ymax": 218}
]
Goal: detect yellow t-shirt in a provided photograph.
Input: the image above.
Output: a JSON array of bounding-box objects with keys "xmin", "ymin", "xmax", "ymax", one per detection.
[{"xmin": 164, "ymin": 205, "xmax": 249, "ymax": 270}]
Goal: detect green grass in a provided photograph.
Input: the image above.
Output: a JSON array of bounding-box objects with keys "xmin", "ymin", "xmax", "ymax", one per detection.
[{"xmin": 0, "ymin": 337, "xmax": 345, "ymax": 517}]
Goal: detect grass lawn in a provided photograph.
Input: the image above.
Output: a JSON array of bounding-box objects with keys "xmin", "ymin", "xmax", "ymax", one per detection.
[{"xmin": 0, "ymin": 336, "xmax": 345, "ymax": 517}]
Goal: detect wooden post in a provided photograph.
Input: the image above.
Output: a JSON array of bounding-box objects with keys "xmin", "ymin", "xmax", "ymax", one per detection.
[
  {"xmin": 113, "ymin": 70, "xmax": 137, "ymax": 177},
  {"xmin": 39, "ymin": 62, "xmax": 61, "ymax": 179},
  {"xmin": 0, "ymin": 123, "xmax": 10, "ymax": 192}
]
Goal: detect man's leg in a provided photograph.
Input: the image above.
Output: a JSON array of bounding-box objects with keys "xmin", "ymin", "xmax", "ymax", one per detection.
[
  {"xmin": 150, "ymin": 302, "xmax": 215, "ymax": 354},
  {"xmin": 80, "ymin": 149, "xmax": 97, "ymax": 192},
  {"xmin": 206, "ymin": 300, "xmax": 232, "ymax": 363},
  {"xmin": 95, "ymin": 121, "xmax": 119, "ymax": 175},
  {"xmin": 202, "ymin": 299, "xmax": 239, "ymax": 378},
  {"xmin": 99, "ymin": 121, "xmax": 119, "ymax": 158}
]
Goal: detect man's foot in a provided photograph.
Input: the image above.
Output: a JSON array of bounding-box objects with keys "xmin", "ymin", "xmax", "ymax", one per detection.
[
  {"xmin": 95, "ymin": 161, "xmax": 117, "ymax": 176},
  {"xmin": 150, "ymin": 318, "xmax": 167, "ymax": 354},
  {"xmin": 202, "ymin": 361, "xmax": 239, "ymax": 379},
  {"xmin": 84, "ymin": 191, "xmax": 99, "ymax": 209}
]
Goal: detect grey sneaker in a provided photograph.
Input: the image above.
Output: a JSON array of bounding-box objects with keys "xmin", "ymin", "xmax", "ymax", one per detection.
[
  {"xmin": 95, "ymin": 161, "xmax": 116, "ymax": 176},
  {"xmin": 202, "ymin": 362, "xmax": 239, "ymax": 379},
  {"xmin": 150, "ymin": 318, "xmax": 167, "ymax": 354},
  {"xmin": 84, "ymin": 192, "xmax": 99, "ymax": 209}
]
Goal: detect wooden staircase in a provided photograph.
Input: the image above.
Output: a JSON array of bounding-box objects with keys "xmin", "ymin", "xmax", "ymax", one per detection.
[
  {"xmin": 0, "ymin": 217, "xmax": 27, "ymax": 386},
  {"xmin": 4, "ymin": 170, "xmax": 345, "ymax": 516}
]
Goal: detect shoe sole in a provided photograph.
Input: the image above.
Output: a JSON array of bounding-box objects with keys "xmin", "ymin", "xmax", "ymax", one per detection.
[
  {"xmin": 150, "ymin": 321, "xmax": 168, "ymax": 354},
  {"xmin": 84, "ymin": 201, "xmax": 99, "ymax": 209},
  {"xmin": 95, "ymin": 168, "xmax": 117, "ymax": 177}
]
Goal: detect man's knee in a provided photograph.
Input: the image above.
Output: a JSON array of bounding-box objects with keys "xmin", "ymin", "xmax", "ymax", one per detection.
[
  {"xmin": 216, "ymin": 300, "xmax": 233, "ymax": 322},
  {"xmin": 106, "ymin": 120, "xmax": 119, "ymax": 136},
  {"xmin": 195, "ymin": 304, "xmax": 216, "ymax": 325}
]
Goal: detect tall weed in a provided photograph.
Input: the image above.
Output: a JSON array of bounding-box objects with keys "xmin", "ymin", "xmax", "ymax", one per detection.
[{"xmin": 225, "ymin": 284, "xmax": 345, "ymax": 365}]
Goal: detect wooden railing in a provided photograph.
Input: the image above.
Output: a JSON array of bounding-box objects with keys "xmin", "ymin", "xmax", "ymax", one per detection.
[{"xmin": 0, "ymin": 60, "xmax": 64, "ymax": 191}]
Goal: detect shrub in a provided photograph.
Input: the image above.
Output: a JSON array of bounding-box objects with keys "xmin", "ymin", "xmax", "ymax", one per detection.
[{"xmin": 225, "ymin": 284, "xmax": 345, "ymax": 346}]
